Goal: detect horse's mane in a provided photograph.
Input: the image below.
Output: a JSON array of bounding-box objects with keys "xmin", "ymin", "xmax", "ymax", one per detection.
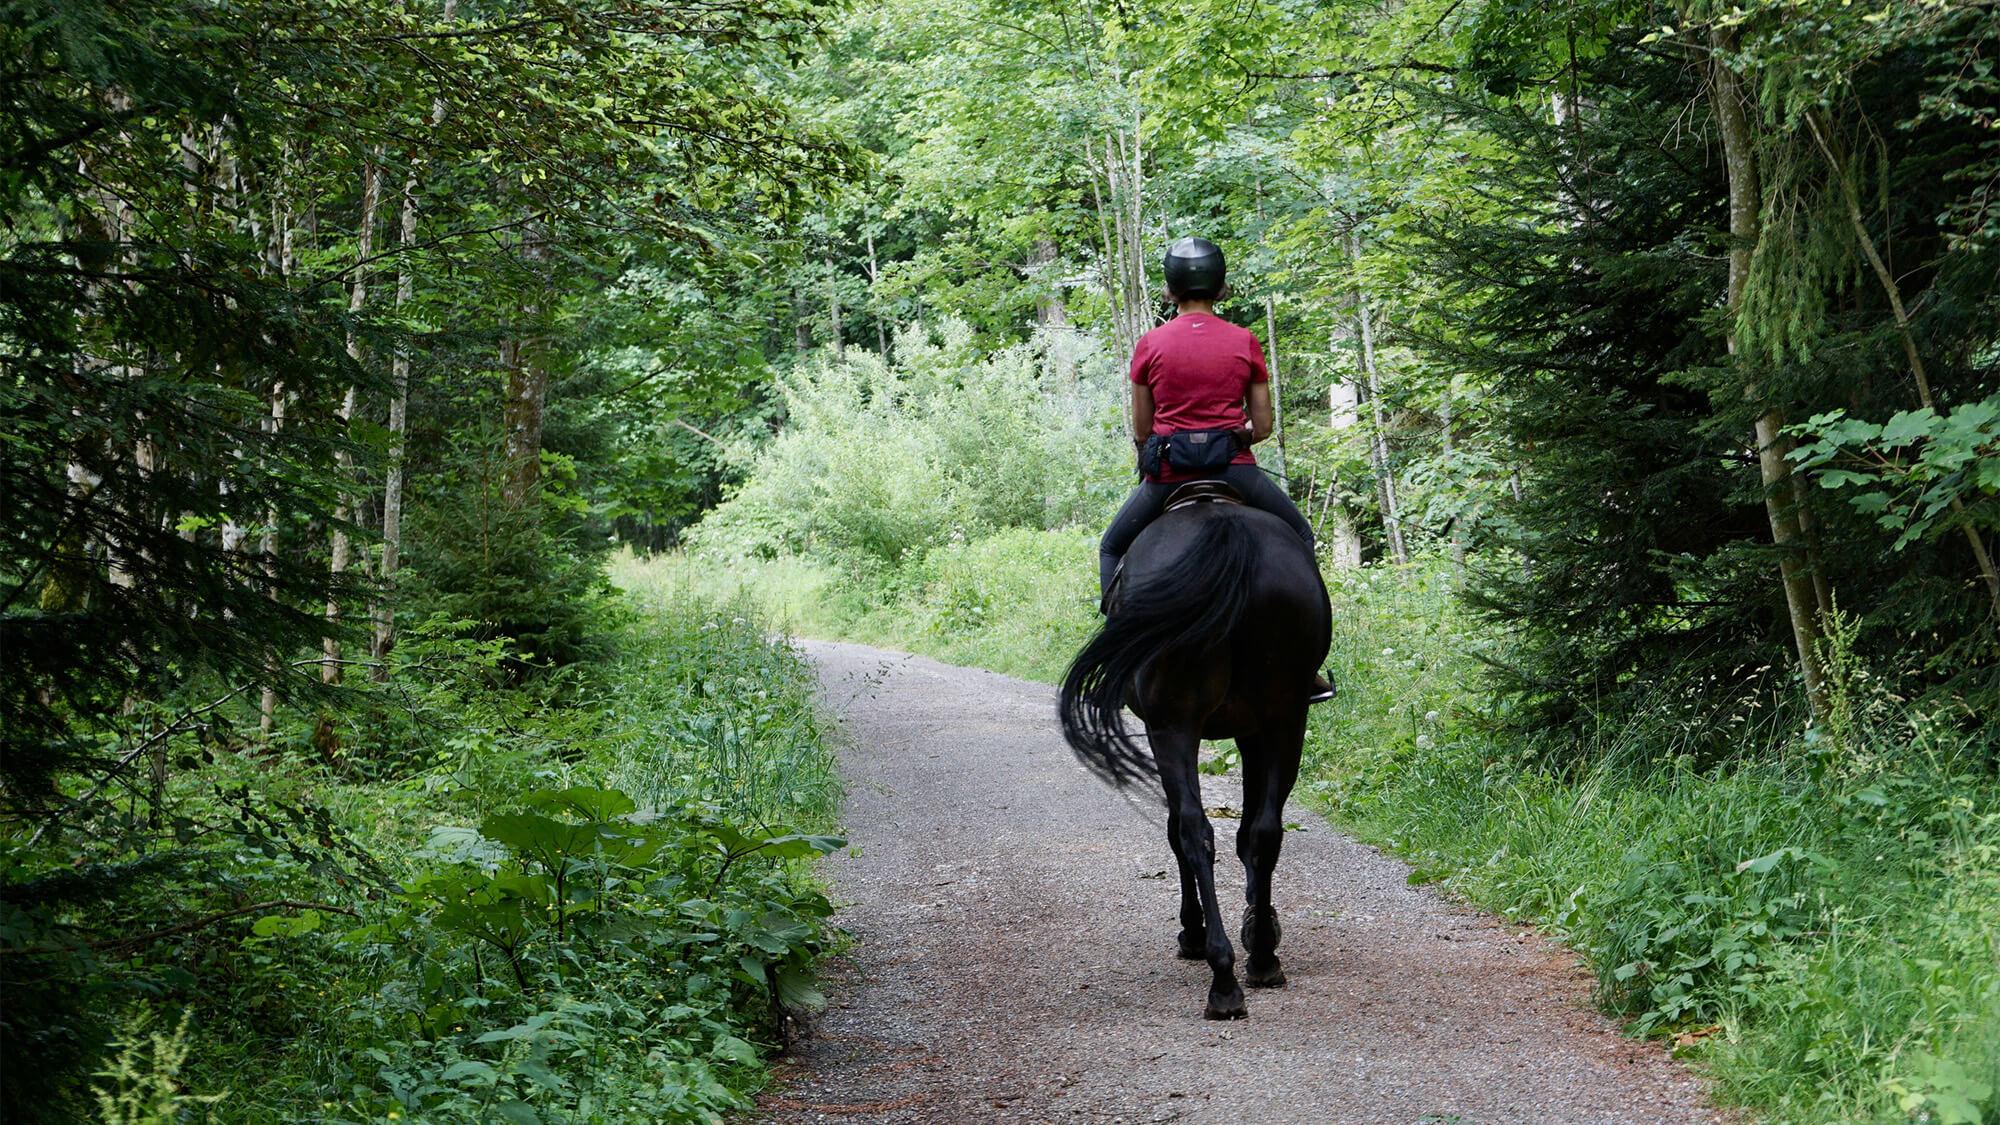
[{"xmin": 1058, "ymin": 512, "xmax": 1258, "ymax": 791}]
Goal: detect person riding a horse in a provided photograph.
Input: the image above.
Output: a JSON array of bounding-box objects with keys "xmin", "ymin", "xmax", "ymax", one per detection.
[{"xmin": 1098, "ymin": 236, "xmax": 1334, "ymax": 703}]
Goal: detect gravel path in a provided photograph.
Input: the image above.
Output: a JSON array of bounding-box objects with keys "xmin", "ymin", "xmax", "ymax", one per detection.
[{"xmin": 754, "ymin": 639, "xmax": 1722, "ymax": 1125}]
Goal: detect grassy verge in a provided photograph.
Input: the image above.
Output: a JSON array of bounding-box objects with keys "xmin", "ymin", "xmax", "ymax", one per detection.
[
  {"xmin": 73, "ymin": 597, "xmax": 843, "ymax": 1123},
  {"xmin": 667, "ymin": 532, "xmax": 2000, "ymax": 1124},
  {"xmin": 613, "ymin": 527, "xmax": 1098, "ymax": 684},
  {"xmin": 1314, "ymin": 565, "xmax": 2000, "ymax": 1124}
]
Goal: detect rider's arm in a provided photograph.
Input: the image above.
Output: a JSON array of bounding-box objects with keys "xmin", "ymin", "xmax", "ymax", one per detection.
[
  {"xmin": 1242, "ymin": 383, "xmax": 1273, "ymax": 446},
  {"xmin": 1130, "ymin": 382, "xmax": 1156, "ymax": 448}
]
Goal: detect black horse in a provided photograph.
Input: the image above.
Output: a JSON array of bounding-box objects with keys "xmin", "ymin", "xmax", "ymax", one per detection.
[{"xmin": 1059, "ymin": 490, "xmax": 1331, "ymax": 1020}]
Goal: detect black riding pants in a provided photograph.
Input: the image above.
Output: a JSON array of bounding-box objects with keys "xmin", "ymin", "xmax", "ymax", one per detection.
[{"xmin": 1098, "ymin": 464, "xmax": 1317, "ymax": 598}]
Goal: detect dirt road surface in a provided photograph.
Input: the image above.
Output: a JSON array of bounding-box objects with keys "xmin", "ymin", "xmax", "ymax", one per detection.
[{"xmin": 754, "ymin": 639, "xmax": 1721, "ymax": 1125}]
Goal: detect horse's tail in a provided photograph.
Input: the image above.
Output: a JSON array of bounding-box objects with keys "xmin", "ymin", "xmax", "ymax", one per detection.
[{"xmin": 1059, "ymin": 513, "xmax": 1257, "ymax": 789}]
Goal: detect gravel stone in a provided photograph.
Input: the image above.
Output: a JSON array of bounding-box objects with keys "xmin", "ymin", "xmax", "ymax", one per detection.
[{"xmin": 751, "ymin": 640, "xmax": 1723, "ymax": 1125}]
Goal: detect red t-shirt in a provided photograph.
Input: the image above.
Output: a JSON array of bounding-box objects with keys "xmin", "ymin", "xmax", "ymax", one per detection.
[{"xmin": 1128, "ymin": 312, "xmax": 1268, "ymax": 482}]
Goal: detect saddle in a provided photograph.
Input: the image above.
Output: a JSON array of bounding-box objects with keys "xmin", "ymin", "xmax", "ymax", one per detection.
[
  {"xmin": 1163, "ymin": 480, "xmax": 1245, "ymax": 513},
  {"xmin": 1100, "ymin": 482, "xmax": 1247, "ymax": 616}
]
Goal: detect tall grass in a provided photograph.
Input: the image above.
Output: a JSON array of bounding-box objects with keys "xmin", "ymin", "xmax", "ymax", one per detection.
[
  {"xmin": 604, "ymin": 587, "xmax": 842, "ymax": 829},
  {"xmin": 1310, "ymin": 561, "xmax": 2000, "ymax": 1124}
]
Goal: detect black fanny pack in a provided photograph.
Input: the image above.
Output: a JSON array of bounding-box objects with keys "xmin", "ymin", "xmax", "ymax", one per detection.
[{"xmin": 1139, "ymin": 428, "xmax": 1240, "ymax": 479}]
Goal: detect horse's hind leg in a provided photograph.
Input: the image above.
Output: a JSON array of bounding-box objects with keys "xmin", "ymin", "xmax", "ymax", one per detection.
[
  {"xmin": 1150, "ymin": 723, "xmax": 1244, "ymax": 1020},
  {"xmin": 1236, "ymin": 715, "xmax": 1305, "ymax": 989},
  {"xmin": 1166, "ymin": 804, "xmax": 1211, "ymax": 960}
]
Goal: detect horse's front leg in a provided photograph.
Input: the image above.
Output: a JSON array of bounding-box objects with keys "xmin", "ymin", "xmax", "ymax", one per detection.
[
  {"xmin": 1150, "ymin": 723, "xmax": 1243, "ymax": 1020},
  {"xmin": 1236, "ymin": 715, "xmax": 1305, "ymax": 989}
]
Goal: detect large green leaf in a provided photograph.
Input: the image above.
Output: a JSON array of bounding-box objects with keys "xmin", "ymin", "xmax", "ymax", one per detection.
[{"xmin": 524, "ymin": 787, "xmax": 639, "ymax": 822}]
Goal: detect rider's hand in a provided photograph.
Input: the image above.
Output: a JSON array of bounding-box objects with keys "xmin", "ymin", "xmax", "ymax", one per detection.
[{"xmin": 1232, "ymin": 426, "xmax": 1253, "ymax": 449}]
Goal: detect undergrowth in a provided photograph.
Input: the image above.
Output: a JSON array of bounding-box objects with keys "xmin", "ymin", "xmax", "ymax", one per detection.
[{"xmin": 5, "ymin": 598, "xmax": 844, "ymax": 1123}]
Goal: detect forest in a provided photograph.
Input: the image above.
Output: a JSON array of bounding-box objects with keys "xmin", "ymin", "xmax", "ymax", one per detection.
[{"xmin": 3, "ymin": 0, "xmax": 1998, "ymax": 1121}]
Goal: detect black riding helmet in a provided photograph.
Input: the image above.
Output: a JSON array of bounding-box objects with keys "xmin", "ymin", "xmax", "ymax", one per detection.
[{"xmin": 1163, "ymin": 236, "xmax": 1226, "ymax": 301}]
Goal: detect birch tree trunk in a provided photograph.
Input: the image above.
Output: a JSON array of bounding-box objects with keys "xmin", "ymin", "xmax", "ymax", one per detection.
[
  {"xmin": 325, "ymin": 155, "xmax": 380, "ymax": 686},
  {"xmin": 87, "ymin": 94, "xmax": 151, "ymax": 591},
  {"xmin": 1325, "ymin": 338, "xmax": 1366, "ymax": 570},
  {"xmin": 373, "ymin": 175, "xmax": 418, "ymax": 675},
  {"xmin": 1030, "ymin": 237, "xmax": 1076, "ymax": 383},
  {"xmin": 1264, "ymin": 295, "xmax": 1287, "ymax": 488},
  {"xmin": 1710, "ymin": 34, "xmax": 1828, "ymax": 717},
  {"xmin": 1085, "ymin": 93, "xmax": 1151, "ymax": 358},
  {"xmin": 1509, "ymin": 469, "xmax": 1533, "ymax": 583},
  {"xmin": 1442, "ymin": 386, "xmax": 1466, "ymax": 583},
  {"xmin": 502, "ymin": 220, "xmax": 551, "ymax": 508},
  {"xmin": 1347, "ymin": 234, "xmax": 1408, "ymax": 565},
  {"xmin": 793, "ymin": 288, "xmax": 812, "ymax": 353},
  {"xmin": 866, "ymin": 230, "xmax": 889, "ymax": 355},
  {"xmin": 260, "ymin": 176, "xmax": 297, "ymax": 734},
  {"xmin": 372, "ymin": 0, "xmax": 455, "ymax": 676},
  {"xmin": 1327, "ymin": 501, "xmax": 1364, "ymax": 569}
]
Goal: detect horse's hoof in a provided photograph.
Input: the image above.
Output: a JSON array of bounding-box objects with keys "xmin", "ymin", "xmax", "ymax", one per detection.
[
  {"xmin": 1204, "ymin": 988, "xmax": 1248, "ymax": 1020},
  {"xmin": 1177, "ymin": 930, "xmax": 1206, "ymax": 960},
  {"xmin": 1240, "ymin": 910, "xmax": 1282, "ymax": 960},
  {"xmin": 1246, "ymin": 962, "xmax": 1287, "ymax": 989}
]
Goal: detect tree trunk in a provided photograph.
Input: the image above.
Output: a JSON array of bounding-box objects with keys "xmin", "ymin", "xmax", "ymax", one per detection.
[
  {"xmin": 1031, "ymin": 237, "xmax": 1076, "ymax": 383},
  {"xmin": 259, "ymin": 381, "xmax": 287, "ymax": 733},
  {"xmin": 502, "ymin": 221, "xmax": 551, "ymax": 508},
  {"xmin": 1509, "ymin": 469, "xmax": 1533, "ymax": 583},
  {"xmin": 373, "ymin": 35, "xmax": 456, "ymax": 674},
  {"xmin": 1087, "ymin": 97, "xmax": 1150, "ymax": 358},
  {"xmin": 1328, "ymin": 504, "xmax": 1364, "ymax": 569},
  {"xmin": 1325, "ymin": 331, "xmax": 1366, "ymax": 570},
  {"xmin": 1347, "ymin": 234, "xmax": 1408, "ymax": 565},
  {"xmin": 501, "ymin": 343, "xmax": 551, "ymax": 507},
  {"xmin": 866, "ymin": 230, "xmax": 889, "ymax": 355},
  {"xmin": 80, "ymin": 111, "xmax": 150, "ymax": 592},
  {"xmin": 325, "ymin": 154, "xmax": 380, "ymax": 686},
  {"xmin": 1264, "ymin": 295, "xmax": 1287, "ymax": 489},
  {"xmin": 260, "ymin": 174, "xmax": 296, "ymax": 734},
  {"xmin": 373, "ymin": 174, "xmax": 418, "ymax": 676},
  {"xmin": 1711, "ymin": 34, "xmax": 1829, "ymax": 717},
  {"xmin": 1442, "ymin": 386, "xmax": 1466, "ymax": 583},
  {"xmin": 826, "ymin": 256, "xmax": 844, "ymax": 362}
]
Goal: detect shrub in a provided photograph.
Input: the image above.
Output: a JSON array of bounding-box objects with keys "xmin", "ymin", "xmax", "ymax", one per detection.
[{"xmin": 691, "ymin": 320, "xmax": 1127, "ymax": 568}]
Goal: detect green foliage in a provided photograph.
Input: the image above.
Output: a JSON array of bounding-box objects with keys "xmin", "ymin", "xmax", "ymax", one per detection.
[
  {"xmin": 345, "ymin": 785, "xmax": 840, "ymax": 1121},
  {"xmin": 397, "ymin": 447, "xmax": 617, "ymax": 670},
  {"xmin": 693, "ymin": 320, "xmax": 1127, "ymax": 568},
  {"xmin": 1, "ymin": 596, "xmax": 843, "ymax": 1122},
  {"xmin": 4, "ymin": 1, "xmax": 860, "ymax": 1104},
  {"xmin": 1792, "ymin": 398, "xmax": 2000, "ymax": 550}
]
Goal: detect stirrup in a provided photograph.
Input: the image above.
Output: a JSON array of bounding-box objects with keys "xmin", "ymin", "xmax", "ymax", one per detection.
[{"xmin": 1307, "ymin": 672, "xmax": 1337, "ymax": 705}]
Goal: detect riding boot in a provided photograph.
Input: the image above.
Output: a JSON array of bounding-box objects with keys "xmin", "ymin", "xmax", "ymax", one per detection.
[
  {"xmin": 1308, "ymin": 671, "xmax": 1337, "ymax": 705},
  {"xmin": 1098, "ymin": 552, "xmax": 1123, "ymax": 615}
]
